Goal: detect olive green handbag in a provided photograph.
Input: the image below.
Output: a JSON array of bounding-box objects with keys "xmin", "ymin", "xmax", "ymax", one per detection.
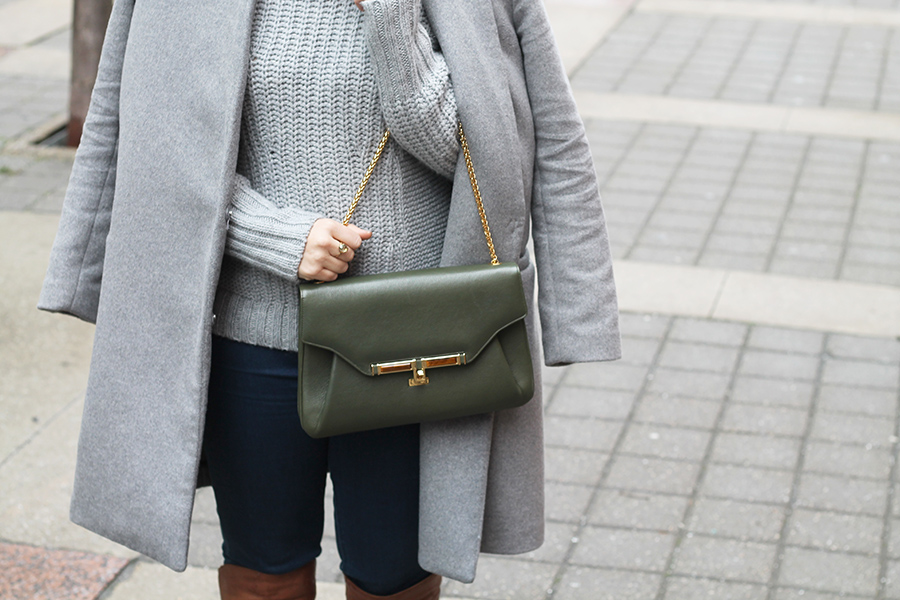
[{"xmin": 297, "ymin": 123, "xmax": 534, "ymax": 438}]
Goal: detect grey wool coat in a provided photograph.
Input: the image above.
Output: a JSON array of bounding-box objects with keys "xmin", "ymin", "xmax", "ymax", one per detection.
[{"xmin": 38, "ymin": 0, "xmax": 621, "ymax": 584}]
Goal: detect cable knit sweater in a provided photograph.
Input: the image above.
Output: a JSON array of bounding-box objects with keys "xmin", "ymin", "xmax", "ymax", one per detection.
[{"xmin": 212, "ymin": 0, "xmax": 459, "ymax": 351}]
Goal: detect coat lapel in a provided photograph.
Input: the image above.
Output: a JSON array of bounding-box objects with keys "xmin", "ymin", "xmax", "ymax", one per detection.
[{"xmin": 424, "ymin": 0, "xmax": 527, "ymax": 267}]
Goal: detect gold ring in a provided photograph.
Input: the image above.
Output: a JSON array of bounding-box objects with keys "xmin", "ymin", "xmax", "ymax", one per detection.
[{"xmin": 338, "ymin": 243, "xmax": 349, "ymax": 255}]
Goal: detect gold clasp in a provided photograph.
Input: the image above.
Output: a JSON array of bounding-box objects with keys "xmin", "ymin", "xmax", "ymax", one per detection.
[
  {"xmin": 371, "ymin": 353, "xmax": 467, "ymax": 386},
  {"xmin": 410, "ymin": 361, "xmax": 430, "ymax": 387}
]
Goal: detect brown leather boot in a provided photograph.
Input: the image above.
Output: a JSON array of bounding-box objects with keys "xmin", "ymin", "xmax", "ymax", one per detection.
[
  {"xmin": 344, "ymin": 573, "xmax": 441, "ymax": 600},
  {"xmin": 219, "ymin": 560, "xmax": 316, "ymax": 600}
]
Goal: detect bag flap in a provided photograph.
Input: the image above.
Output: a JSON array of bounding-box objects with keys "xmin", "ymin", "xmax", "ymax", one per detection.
[{"xmin": 298, "ymin": 263, "xmax": 527, "ymax": 376}]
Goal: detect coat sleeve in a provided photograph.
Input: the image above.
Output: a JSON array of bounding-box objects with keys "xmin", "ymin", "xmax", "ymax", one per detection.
[
  {"xmin": 37, "ymin": 0, "xmax": 136, "ymax": 323},
  {"xmin": 362, "ymin": 0, "xmax": 459, "ymax": 179},
  {"xmin": 514, "ymin": 0, "xmax": 621, "ymax": 365}
]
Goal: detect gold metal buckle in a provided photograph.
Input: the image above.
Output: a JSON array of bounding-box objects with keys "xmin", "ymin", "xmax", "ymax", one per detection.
[{"xmin": 371, "ymin": 353, "xmax": 467, "ymax": 386}]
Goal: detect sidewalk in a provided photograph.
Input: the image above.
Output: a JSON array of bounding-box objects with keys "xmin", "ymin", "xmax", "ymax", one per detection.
[{"xmin": 2, "ymin": 0, "xmax": 900, "ymax": 598}]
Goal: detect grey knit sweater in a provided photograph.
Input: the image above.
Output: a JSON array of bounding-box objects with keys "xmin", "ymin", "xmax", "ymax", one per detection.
[{"xmin": 212, "ymin": 0, "xmax": 459, "ymax": 351}]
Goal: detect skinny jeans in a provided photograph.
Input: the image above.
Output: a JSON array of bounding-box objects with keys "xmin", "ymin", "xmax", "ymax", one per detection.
[{"xmin": 203, "ymin": 335, "xmax": 430, "ymax": 595}]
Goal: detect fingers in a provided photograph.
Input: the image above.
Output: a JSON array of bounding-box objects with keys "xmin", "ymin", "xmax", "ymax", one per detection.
[
  {"xmin": 298, "ymin": 218, "xmax": 372, "ymax": 281},
  {"xmin": 332, "ymin": 223, "xmax": 371, "ymax": 250}
]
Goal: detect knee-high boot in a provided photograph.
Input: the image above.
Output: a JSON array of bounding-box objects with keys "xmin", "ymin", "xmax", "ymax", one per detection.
[
  {"xmin": 219, "ymin": 560, "xmax": 316, "ymax": 600},
  {"xmin": 344, "ymin": 573, "xmax": 441, "ymax": 600}
]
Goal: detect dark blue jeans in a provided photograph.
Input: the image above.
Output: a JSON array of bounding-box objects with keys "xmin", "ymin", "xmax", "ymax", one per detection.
[{"xmin": 203, "ymin": 335, "xmax": 430, "ymax": 595}]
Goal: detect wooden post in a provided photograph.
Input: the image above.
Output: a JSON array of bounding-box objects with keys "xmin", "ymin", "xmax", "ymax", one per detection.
[{"xmin": 67, "ymin": 0, "xmax": 113, "ymax": 147}]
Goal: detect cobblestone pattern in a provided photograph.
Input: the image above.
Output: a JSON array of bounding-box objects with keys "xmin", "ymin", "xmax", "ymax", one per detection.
[
  {"xmin": 572, "ymin": 13, "xmax": 900, "ymax": 112},
  {"xmin": 183, "ymin": 315, "xmax": 900, "ymax": 600},
  {"xmin": 0, "ymin": 154, "xmax": 72, "ymax": 212},
  {"xmin": 469, "ymin": 314, "xmax": 898, "ymax": 599},
  {"xmin": 586, "ymin": 119, "xmax": 900, "ymax": 286},
  {"xmin": 0, "ymin": 76, "xmax": 67, "ymax": 144}
]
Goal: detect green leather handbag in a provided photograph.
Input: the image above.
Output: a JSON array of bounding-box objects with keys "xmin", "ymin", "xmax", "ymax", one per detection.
[{"xmin": 297, "ymin": 123, "xmax": 534, "ymax": 438}]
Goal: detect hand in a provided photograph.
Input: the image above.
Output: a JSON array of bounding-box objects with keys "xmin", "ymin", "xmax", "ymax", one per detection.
[
  {"xmin": 298, "ymin": 219, "xmax": 372, "ymax": 282},
  {"xmin": 353, "ymin": 0, "xmax": 364, "ymax": 10}
]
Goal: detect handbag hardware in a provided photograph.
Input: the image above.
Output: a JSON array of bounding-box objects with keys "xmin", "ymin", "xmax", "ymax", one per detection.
[{"xmin": 371, "ymin": 352, "xmax": 468, "ymax": 386}]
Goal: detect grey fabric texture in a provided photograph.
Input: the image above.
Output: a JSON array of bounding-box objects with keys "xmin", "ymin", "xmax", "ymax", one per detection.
[
  {"xmin": 213, "ymin": 0, "xmax": 457, "ymax": 351},
  {"xmin": 38, "ymin": 0, "xmax": 621, "ymax": 582}
]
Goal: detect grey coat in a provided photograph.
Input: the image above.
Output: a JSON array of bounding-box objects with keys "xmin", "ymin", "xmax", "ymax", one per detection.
[{"xmin": 38, "ymin": 0, "xmax": 620, "ymax": 584}]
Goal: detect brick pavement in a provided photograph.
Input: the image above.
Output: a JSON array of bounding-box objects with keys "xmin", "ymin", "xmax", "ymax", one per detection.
[{"xmin": 1, "ymin": 0, "xmax": 900, "ymax": 598}]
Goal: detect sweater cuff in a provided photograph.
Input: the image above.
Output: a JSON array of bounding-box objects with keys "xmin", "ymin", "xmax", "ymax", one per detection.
[
  {"xmin": 362, "ymin": 0, "xmax": 436, "ymax": 96},
  {"xmin": 225, "ymin": 174, "xmax": 322, "ymax": 281}
]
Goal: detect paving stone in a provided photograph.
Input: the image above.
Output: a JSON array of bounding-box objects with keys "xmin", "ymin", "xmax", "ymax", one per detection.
[
  {"xmin": 570, "ymin": 525, "xmax": 676, "ymax": 571},
  {"xmin": 620, "ymin": 423, "xmax": 711, "ymax": 462},
  {"xmin": 704, "ymin": 233, "xmax": 773, "ymax": 255},
  {"xmin": 588, "ymin": 489, "xmax": 688, "ymax": 533},
  {"xmin": 738, "ymin": 350, "xmax": 820, "ymax": 381},
  {"xmin": 618, "ymin": 313, "xmax": 671, "ymax": 339},
  {"xmin": 629, "ymin": 245, "xmax": 700, "ymax": 265},
  {"xmin": 606, "ymin": 456, "xmax": 701, "ymax": 496},
  {"xmin": 545, "ymin": 482, "xmax": 594, "ymax": 523},
  {"xmin": 769, "ymin": 257, "xmax": 839, "ymax": 280},
  {"xmin": 547, "ymin": 387, "xmax": 635, "ymax": 420},
  {"xmin": 826, "ymin": 334, "xmax": 900, "ymax": 364},
  {"xmin": 882, "ymin": 560, "xmax": 900, "ymax": 600},
  {"xmin": 816, "ymin": 384, "xmax": 897, "ymax": 417},
  {"xmin": 619, "ymin": 336, "xmax": 662, "ymax": 366},
  {"xmin": 700, "ymin": 464, "xmax": 793, "ymax": 504},
  {"xmin": 542, "ymin": 365, "xmax": 567, "ymax": 386},
  {"xmin": 841, "ymin": 263, "xmax": 900, "ymax": 286},
  {"xmin": 544, "ymin": 448, "xmax": 608, "ymax": 486},
  {"xmin": 647, "ymin": 368, "xmax": 731, "ymax": 400},
  {"xmin": 670, "ymin": 535, "xmax": 776, "ymax": 583},
  {"xmin": 637, "ymin": 227, "xmax": 706, "ymax": 249},
  {"xmin": 808, "ymin": 412, "xmax": 895, "ymax": 447},
  {"xmin": 688, "ymin": 497, "xmax": 785, "ymax": 543},
  {"xmin": 795, "ymin": 473, "xmax": 888, "ymax": 516},
  {"xmin": 565, "ymin": 362, "xmax": 649, "ymax": 391},
  {"xmin": 721, "ymin": 404, "xmax": 809, "ymax": 437},
  {"xmin": 714, "ymin": 215, "xmax": 781, "ymax": 236},
  {"xmin": 657, "ymin": 194, "xmax": 721, "ymax": 214},
  {"xmin": 777, "ymin": 547, "xmax": 880, "ymax": 597},
  {"xmin": 633, "ymin": 395, "xmax": 721, "ymax": 430},
  {"xmin": 786, "ymin": 508, "xmax": 882, "ymax": 554},
  {"xmin": 657, "ymin": 341, "xmax": 740, "ymax": 374},
  {"xmin": 664, "ymin": 576, "xmax": 767, "ymax": 600},
  {"xmin": 554, "ymin": 566, "xmax": 662, "ymax": 600},
  {"xmin": 520, "ymin": 521, "xmax": 577, "ymax": 563},
  {"xmin": 710, "ymin": 432, "xmax": 801, "ymax": 470},
  {"xmin": 0, "ymin": 542, "xmax": 129, "ymax": 600},
  {"xmin": 187, "ymin": 521, "xmax": 224, "ymax": 569},
  {"xmin": 544, "ymin": 416, "xmax": 623, "ymax": 452},
  {"xmin": 698, "ymin": 251, "xmax": 768, "ymax": 271},
  {"xmin": 780, "ymin": 221, "xmax": 847, "ymax": 244},
  {"xmin": 803, "ymin": 441, "xmax": 892, "ymax": 480},
  {"xmin": 668, "ymin": 318, "xmax": 748, "ymax": 347},
  {"xmin": 747, "ymin": 327, "xmax": 824, "ymax": 355},
  {"xmin": 723, "ymin": 200, "xmax": 789, "ymax": 220},
  {"xmin": 888, "ymin": 520, "xmax": 900, "ymax": 559},
  {"xmin": 821, "ymin": 358, "xmax": 900, "ymax": 390},
  {"xmin": 773, "ymin": 589, "xmax": 868, "ymax": 600},
  {"xmin": 0, "ymin": 186, "xmax": 35, "ymax": 210},
  {"xmin": 729, "ymin": 376, "xmax": 813, "ymax": 409},
  {"xmin": 442, "ymin": 556, "xmax": 557, "ymax": 600}
]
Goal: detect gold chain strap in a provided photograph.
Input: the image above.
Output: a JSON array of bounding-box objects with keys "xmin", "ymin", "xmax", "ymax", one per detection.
[{"xmin": 342, "ymin": 122, "xmax": 500, "ymax": 266}]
